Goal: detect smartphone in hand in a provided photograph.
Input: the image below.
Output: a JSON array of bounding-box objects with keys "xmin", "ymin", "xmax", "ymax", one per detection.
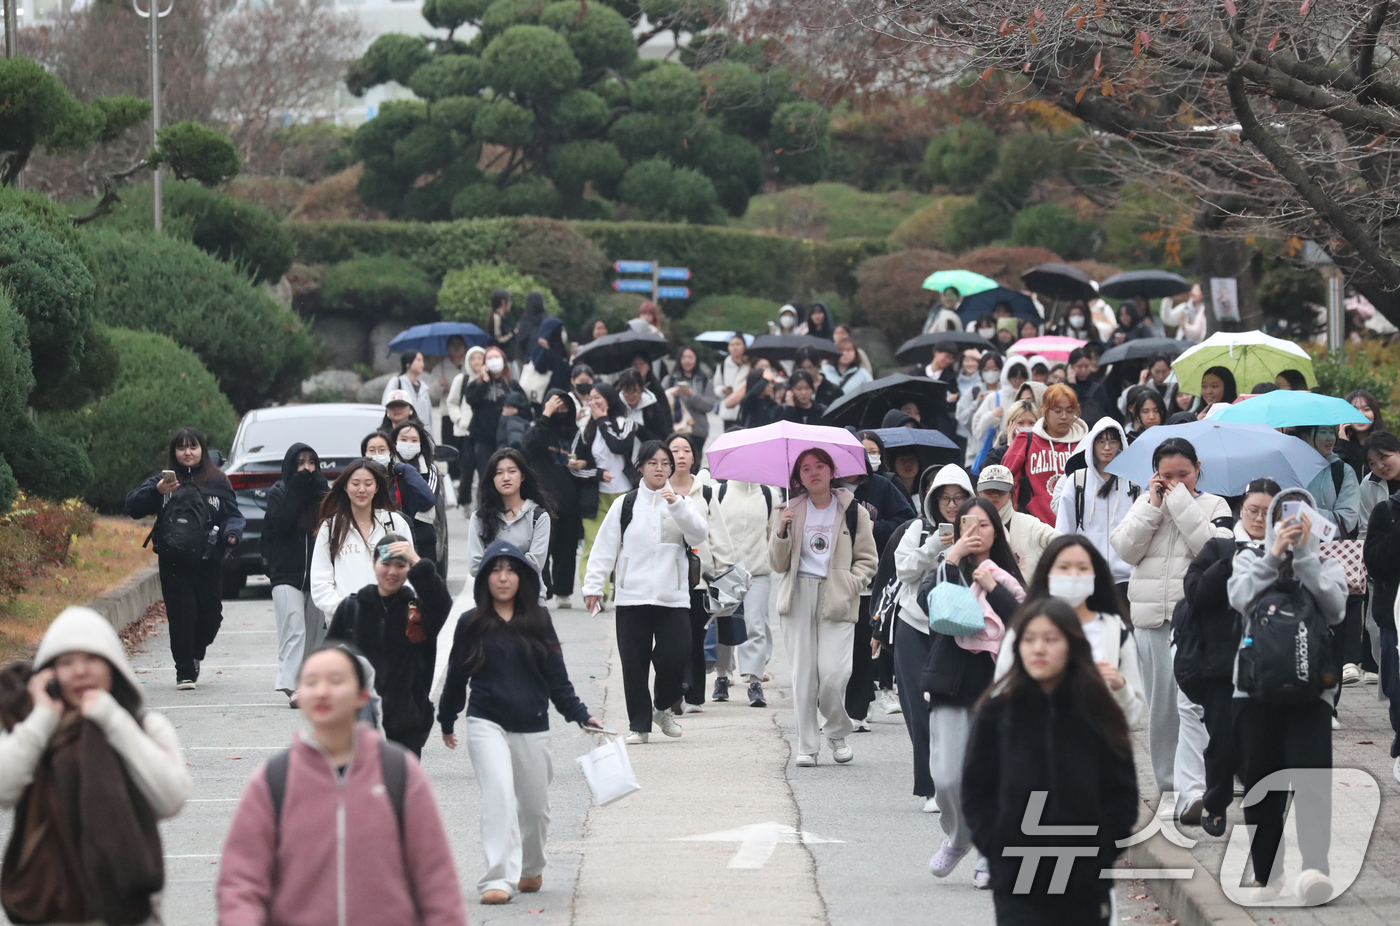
[{"xmin": 1281, "ymin": 501, "xmax": 1301, "ymax": 522}]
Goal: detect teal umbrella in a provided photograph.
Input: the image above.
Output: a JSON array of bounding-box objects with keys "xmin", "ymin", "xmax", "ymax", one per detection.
[
  {"xmin": 1210, "ymin": 391, "xmax": 1369, "ymax": 429},
  {"xmin": 921, "ymin": 270, "xmax": 999, "ymax": 296}
]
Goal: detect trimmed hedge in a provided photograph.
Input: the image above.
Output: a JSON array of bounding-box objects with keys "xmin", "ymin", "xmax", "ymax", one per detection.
[
  {"xmin": 0, "ymin": 422, "xmax": 94, "ymax": 503},
  {"xmin": 85, "ymin": 229, "xmax": 319, "ymax": 412},
  {"xmin": 0, "ymin": 455, "xmax": 15, "ymax": 513},
  {"xmin": 672, "ymin": 295, "xmax": 783, "ymax": 345},
  {"xmin": 0, "ymin": 213, "xmax": 95, "ymax": 396},
  {"xmin": 321, "ymin": 255, "xmax": 438, "ymax": 319},
  {"xmin": 438, "ymin": 263, "xmax": 560, "ymax": 325},
  {"xmin": 43, "ymin": 327, "xmax": 238, "ymax": 512},
  {"xmin": 287, "ymin": 218, "xmax": 890, "ymax": 303},
  {"xmin": 0, "ymin": 290, "xmax": 33, "ymax": 430},
  {"xmin": 0, "ymin": 185, "xmax": 91, "ymax": 264}
]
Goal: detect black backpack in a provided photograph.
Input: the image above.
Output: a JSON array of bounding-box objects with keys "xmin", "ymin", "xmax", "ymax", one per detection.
[
  {"xmin": 146, "ymin": 484, "xmax": 215, "ymax": 565},
  {"xmin": 1236, "ymin": 580, "xmax": 1336, "ymax": 703}
]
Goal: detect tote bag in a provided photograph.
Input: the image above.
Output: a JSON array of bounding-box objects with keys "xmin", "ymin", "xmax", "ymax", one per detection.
[
  {"xmin": 577, "ymin": 735, "xmax": 641, "ymax": 806},
  {"xmin": 927, "ymin": 579, "xmax": 986, "ymax": 638},
  {"xmin": 1319, "ymin": 539, "xmax": 1367, "ymax": 596}
]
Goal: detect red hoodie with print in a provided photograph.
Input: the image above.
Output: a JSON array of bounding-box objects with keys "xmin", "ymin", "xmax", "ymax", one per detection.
[{"xmin": 999, "ymin": 418, "xmax": 1089, "ymax": 525}]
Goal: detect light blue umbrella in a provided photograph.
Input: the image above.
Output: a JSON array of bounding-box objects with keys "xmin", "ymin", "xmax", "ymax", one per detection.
[
  {"xmin": 1209, "ymin": 391, "xmax": 1369, "ymax": 429},
  {"xmin": 1105, "ymin": 421, "xmax": 1330, "ymax": 495}
]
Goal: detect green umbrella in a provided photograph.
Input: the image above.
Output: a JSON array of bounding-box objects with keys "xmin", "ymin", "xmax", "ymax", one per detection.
[
  {"xmin": 1171, "ymin": 331, "xmax": 1315, "ymax": 393},
  {"xmin": 921, "ymin": 270, "xmax": 999, "ymax": 296}
]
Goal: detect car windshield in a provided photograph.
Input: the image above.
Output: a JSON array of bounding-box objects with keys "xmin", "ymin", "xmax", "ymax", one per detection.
[{"xmin": 237, "ymin": 411, "xmax": 384, "ymax": 461}]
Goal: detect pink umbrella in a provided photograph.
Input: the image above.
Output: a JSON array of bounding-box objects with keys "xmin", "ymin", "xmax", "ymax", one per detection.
[
  {"xmin": 1008, "ymin": 335, "xmax": 1086, "ymax": 362},
  {"xmin": 706, "ymin": 421, "xmax": 869, "ymax": 487}
]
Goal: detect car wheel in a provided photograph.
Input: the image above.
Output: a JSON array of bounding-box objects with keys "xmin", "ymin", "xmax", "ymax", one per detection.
[{"xmin": 222, "ymin": 569, "xmax": 248, "ymax": 599}]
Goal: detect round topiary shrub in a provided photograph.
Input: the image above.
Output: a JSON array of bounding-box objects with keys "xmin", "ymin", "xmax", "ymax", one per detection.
[
  {"xmin": 85, "ymin": 229, "xmax": 319, "ymax": 412},
  {"xmin": 0, "ymin": 455, "xmax": 17, "ymax": 514},
  {"xmin": 0, "ymin": 422, "xmax": 95, "ymax": 502},
  {"xmin": 438, "ymin": 262, "xmax": 559, "ymax": 325},
  {"xmin": 499, "ymin": 218, "xmax": 608, "ymax": 302},
  {"xmin": 0, "ymin": 291, "xmax": 34, "ymax": 430},
  {"xmin": 854, "ymin": 248, "xmax": 959, "ymax": 343},
  {"xmin": 0, "ymin": 213, "xmax": 94, "ymax": 395},
  {"xmin": 889, "ymin": 196, "xmax": 975, "ymax": 252},
  {"xmin": 43, "ymin": 327, "xmax": 238, "ymax": 512},
  {"xmin": 321, "ymin": 255, "xmax": 438, "ymax": 318}
]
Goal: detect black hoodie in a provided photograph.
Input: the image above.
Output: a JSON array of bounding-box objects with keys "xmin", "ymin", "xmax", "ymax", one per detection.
[{"xmin": 261, "ymin": 443, "xmax": 330, "ymax": 589}]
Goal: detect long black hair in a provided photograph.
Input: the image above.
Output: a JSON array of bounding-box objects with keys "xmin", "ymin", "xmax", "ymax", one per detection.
[
  {"xmin": 581, "ymin": 381, "xmax": 628, "ymax": 451},
  {"xmin": 457, "ymin": 554, "xmax": 559, "ymax": 674},
  {"xmin": 476, "ymin": 448, "xmax": 554, "ymax": 544},
  {"xmin": 952, "ymin": 496, "xmax": 1025, "ymax": 587},
  {"xmin": 1201, "ymin": 365, "xmax": 1238, "ymax": 404},
  {"xmin": 978, "ymin": 597, "xmax": 1133, "ymax": 758},
  {"xmin": 1128, "ymin": 389, "xmax": 1165, "ymax": 435},
  {"xmin": 391, "ymin": 420, "xmax": 435, "ymax": 467},
  {"xmin": 1026, "ymin": 535, "xmax": 1127, "ymax": 617},
  {"xmin": 318, "ymin": 459, "xmax": 396, "ymax": 563},
  {"xmin": 399, "ymin": 350, "xmax": 423, "ymax": 375},
  {"xmin": 168, "ymin": 426, "xmax": 226, "ymax": 489}
]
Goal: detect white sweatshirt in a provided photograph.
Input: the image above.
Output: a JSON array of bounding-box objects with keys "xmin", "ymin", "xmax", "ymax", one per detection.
[
  {"xmin": 310, "ymin": 510, "xmax": 415, "ymax": 618},
  {"xmin": 582, "ymin": 484, "xmax": 709, "ymax": 608},
  {"xmin": 717, "ymin": 481, "xmax": 774, "ymax": 578}
]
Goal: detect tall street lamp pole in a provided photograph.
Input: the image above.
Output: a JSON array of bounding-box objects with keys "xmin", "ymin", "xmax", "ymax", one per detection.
[
  {"xmin": 3, "ymin": 0, "xmax": 17, "ymax": 58},
  {"xmin": 133, "ymin": 0, "xmax": 172, "ymax": 231}
]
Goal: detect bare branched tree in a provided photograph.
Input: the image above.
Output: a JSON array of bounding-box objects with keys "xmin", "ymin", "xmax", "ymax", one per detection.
[{"xmin": 737, "ymin": 0, "xmax": 1400, "ymax": 327}]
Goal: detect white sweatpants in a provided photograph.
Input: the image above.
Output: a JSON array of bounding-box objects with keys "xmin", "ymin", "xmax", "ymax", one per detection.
[
  {"xmin": 718, "ymin": 574, "xmax": 774, "ymax": 682},
  {"xmin": 928, "ymin": 705, "xmax": 974, "ymax": 850},
  {"xmin": 1136, "ymin": 623, "xmax": 1179, "ymax": 794},
  {"xmin": 465, "ymin": 717, "xmax": 553, "ymax": 896},
  {"xmin": 271, "ymin": 584, "xmax": 323, "ymax": 694},
  {"xmin": 1173, "ymin": 685, "xmax": 1208, "ymax": 813},
  {"xmin": 781, "ymin": 577, "xmax": 855, "ymax": 757}
]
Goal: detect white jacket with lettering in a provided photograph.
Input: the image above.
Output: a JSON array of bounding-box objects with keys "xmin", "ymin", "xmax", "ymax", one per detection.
[
  {"xmin": 1111, "ymin": 484, "xmax": 1232, "ymax": 630},
  {"xmin": 582, "ymin": 484, "xmax": 709, "ymax": 608}
]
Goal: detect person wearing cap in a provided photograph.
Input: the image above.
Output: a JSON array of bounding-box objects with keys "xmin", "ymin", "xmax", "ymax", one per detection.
[
  {"xmin": 1, "ymin": 607, "xmax": 193, "ymax": 922},
  {"xmin": 327, "ymin": 532, "xmax": 452, "ymax": 756},
  {"xmin": 382, "ymin": 350, "xmax": 434, "ymax": 426},
  {"xmin": 975, "ymin": 463, "xmax": 1060, "ymax": 579},
  {"xmin": 439, "ymin": 540, "xmax": 600, "ymax": 906},
  {"xmin": 382, "ymin": 388, "xmax": 420, "ymax": 434}
]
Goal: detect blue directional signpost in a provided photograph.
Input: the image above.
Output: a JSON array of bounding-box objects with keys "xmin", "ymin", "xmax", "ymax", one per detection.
[{"xmin": 612, "ymin": 260, "xmax": 692, "ymax": 303}]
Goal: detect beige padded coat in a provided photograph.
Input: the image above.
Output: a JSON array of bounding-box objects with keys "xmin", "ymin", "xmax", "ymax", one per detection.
[{"xmin": 768, "ymin": 487, "xmax": 879, "ymax": 622}]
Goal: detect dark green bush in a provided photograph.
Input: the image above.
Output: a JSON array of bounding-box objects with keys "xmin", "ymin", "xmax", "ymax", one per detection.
[
  {"xmin": 0, "ymin": 421, "xmax": 94, "ymax": 502},
  {"xmin": 286, "ymin": 218, "xmax": 515, "ymax": 276},
  {"xmin": 499, "ymin": 217, "xmax": 608, "ymax": 301},
  {"xmin": 0, "ymin": 185, "xmax": 90, "ymax": 263},
  {"xmin": 945, "ymin": 195, "xmax": 1015, "ymax": 253},
  {"xmin": 921, "ymin": 123, "xmax": 999, "ymax": 190},
  {"xmin": 1011, "ymin": 204, "xmax": 1098, "ymax": 260},
  {"xmin": 671, "ymin": 295, "xmax": 784, "ymax": 344},
  {"xmin": 438, "ymin": 263, "xmax": 559, "ymax": 324},
  {"xmin": 0, "ymin": 455, "xmax": 15, "ymax": 514},
  {"xmin": 43, "ymin": 327, "xmax": 238, "ymax": 512},
  {"xmin": 0, "ymin": 291, "xmax": 34, "ymax": 431},
  {"xmin": 149, "ymin": 121, "xmax": 242, "ymax": 186},
  {"xmin": 321, "ymin": 255, "xmax": 438, "ymax": 318},
  {"xmin": 85, "ymin": 179, "xmax": 294, "ymax": 284},
  {"xmin": 85, "ymin": 229, "xmax": 319, "ymax": 411},
  {"xmin": 0, "ymin": 213, "xmax": 94, "ymax": 395},
  {"xmin": 26, "ymin": 323, "xmax": 120, "ymax": 413}
]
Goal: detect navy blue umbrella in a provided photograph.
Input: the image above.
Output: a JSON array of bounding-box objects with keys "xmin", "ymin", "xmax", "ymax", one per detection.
[
  {"xmin": 955, "ymin": 287, "xmax": 1041, "ymax": 326},
  {"xmin": 387, "ymin": 322, "xmax": 492, "ymax": 356}
]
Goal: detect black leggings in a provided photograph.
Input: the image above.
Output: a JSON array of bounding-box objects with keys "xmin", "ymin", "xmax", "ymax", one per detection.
[
  {"xmin": 615, "ymin": 605, "xmax": 689, "ymax": 732},
  {"xmin": 893, "ymin": 619, "xmax": 935, "ymax": 797},
  {"xmin": 845, "ymin": 597, "xmax": 876, "ymax": 721},
  {"xmin": 684, "ymin": 589, "xmax": 709, "ymax": 705},
  {"xmin": 549, "ymin": 524, "xmax": 579, "ymax": 597},
  {"xmin": 159, "ymin": 557, "xmax": 223, "ymax": 677},
  {"xmin": 1197, "ymin": 678, "xmax": 1237, "ymax": 816}
]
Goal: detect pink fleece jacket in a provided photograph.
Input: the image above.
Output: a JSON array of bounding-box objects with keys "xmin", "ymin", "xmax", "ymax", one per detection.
[
  {"xmin": 216, "ymin": 723, "xmax": 467, "ymax": 926},
  {"xmin": 955, "ymin": 562, "xmax": 1025, "ymax": 657}
]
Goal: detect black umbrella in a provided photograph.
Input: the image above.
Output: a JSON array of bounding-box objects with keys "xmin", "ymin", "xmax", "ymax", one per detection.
[
  {"xmin": 1099, "ymin": 270, "xmax": 1192, "ymax": 300},
  {"xmin": 1020, "ymin": 262, "xmax": 1097, "ymax": 302},
  {"xmin": 822, "ymin": 374, "xmax": 949, "ymax": 430},
  {"xmin": 571, "ymin": 330, "xmax": 670, "ymax": 374},
  {"xmin": 747, "ymin": 334, "xmax": 841, "ymax": 363},
  {"xmin": 894, "ymin": 332, "xmax": 998, "ymax": 366},
  {"xmin": 955, "ymin": 287, "xmax": 1041, "ymax": 326},
  {"xmin": 1097, "ymin": 337, "xmax": 1192, "ymax": 365}
]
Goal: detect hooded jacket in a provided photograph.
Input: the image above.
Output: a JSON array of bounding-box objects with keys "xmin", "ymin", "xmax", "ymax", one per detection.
[
  {"xmin": 717, "ymin": 480, "xmax": 775, "ymax": 578},
  {"xmin": 1363, "ymin": 487, "xmax": 1400, "ymax": 631},
  {"xmin": 624, "ymin": 382, "xmax": 672, "ymax": 442},
  {"xmin": 126, "ymin": 461, "xmax": 246, "ymax": 559},
  {"xmin": 852, "ymin": 467, "xmax": 917, "ymax": 551},
  {"xmin": 1181, "ymin": 522, "xmax": 1264, "ymax": 682},
  {"xmin": 969, "ymin": 357, "xmax": 1031, "ymax": 465},
  {"xmin": 528, "ymin": 317, "xmax": 571, "ymax": 393},
  {"xmin": 999, "ymin": 415, "xmax": 1090, "ymax": 525},
  {"xmin": 893, "ymin": 467, "xmax": 976, "ymax": 633},
  {"xmin": 217, "ymin": 723, "xmax": 466, "ymax": 926},
  {"xmin": 1228, "ymin": 488, "xmax": 1348, "ymax": 700},
  {"xmin": 768, "ymin": 488, "xmax": 879, "ymax": 623},
  {"xmin": 445, "ymin": 346, "xmax": 486, "ymax": 433},
  {"xmin": 327, "ymin": 559, "xmax": 453, "ymax": 745},
  {"xmin": 0, "ymin": 608, "xmax": 193, "ymax": 819},
  {"xmin": 582, "ymin": 483, "xmax": 709, "ymax": 608},
  {"xmin": 1357, "ymin": 470, "xmax": 1398, "ymax": 543},
  {"xmin": 1053, "ymin": 419, "xmax": 1138, "ymax": 584},
  {"xmin": 262, "ymin": 443, "xmax": 330, "ymax": 590},
  {"xmin": 662, "ymin": 364, "xmax": 715, "ymax": 440},
  {"xmin": 466, "ymin": 497, "xmax": 550, "ymax": 582},
  {"xmin": 1302, "ymin": 452, "xmax": 1360, "ymax": 537},
  {"xmin": 1111, "ymin": 482, "xmax": 1233, "ymax": 630},
  {"xmin": 524, "ymin": 390, "xmax": 583, "ymax": 534},
  {"xmin": 437, "ymin": 542, "xmax": 592, "ymax": 735}
]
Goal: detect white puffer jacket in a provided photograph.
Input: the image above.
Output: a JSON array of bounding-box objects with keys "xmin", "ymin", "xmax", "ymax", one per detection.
[
  {"xmin": 1111, "ymin": 484, "xmax": 1232, "ymax": 629},
  {"xmin": 717, "ymin": 480, "xmax": 775, "ymax": 578},
  {"xmin": 582, "ymin": 484, "xmax": 709, "ymax": 608}
]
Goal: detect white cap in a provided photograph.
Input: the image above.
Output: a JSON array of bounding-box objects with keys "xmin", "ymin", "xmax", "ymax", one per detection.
[
  {"xmin": 978, "ymin": 464, "xmax": 1014, "ymax": 493},
  {"xmin": 384, "ymin": 389, "xmax": 413, "ymax": 407}
]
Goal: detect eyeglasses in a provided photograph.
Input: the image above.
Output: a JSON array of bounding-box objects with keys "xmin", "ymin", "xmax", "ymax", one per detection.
[
  {"xmin": 1241, "ymin": 506, "xmax": 1269, "ymax": 519},
  {"xmin": 641, "ymin": 459, "xmax": 672, "ymax": 469},
  {"xmin": 941, "ymin": 494, "xmax": 970, "ymax": 506}
]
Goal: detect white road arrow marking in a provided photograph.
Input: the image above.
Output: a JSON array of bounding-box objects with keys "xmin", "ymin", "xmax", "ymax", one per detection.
[{"xmin": 674, "ymin": 821, "xmax": 843, "ymax": 869}]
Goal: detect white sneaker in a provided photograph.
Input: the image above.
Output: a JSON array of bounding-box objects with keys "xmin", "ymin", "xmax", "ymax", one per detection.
[
  {"xmin": 652, "ymin": 708, "xmax": 682, "ymax": 738},
  {"xmin": 878, "ymin": 690, "xmax": 903, "ymax": 714},
  {"xmin": 1331, "ymin": 715, "xmax": 1341, "ymax": 730},
  {"xmin": 1341, "ymin": 663, "xmax": 1362, "ymax": 685},
  {"xmin": 1296, "ymin": 868, "xmax": 1333, "ymax": 905},
  {"xmin": 1392, "ymin": 755, "xmax": 1400, "ymax": 785},
  {"xmin": 1365, "ymin": 671, "xmax": 1380, "ymax": 685},
  {"xmin": 624, "ymin": 731, "xmax": 648, "ymax": 745},
  {"xmin": 555, "ymin": 597, "xmax": 571, "ymax": 610},
  {"xmin": 922, "ymin": 796, "xmax": 940, "ymax": 813},
  {"xmin": 682, "ymin": 701, "xmax": 704, "ymax": 714},
  {"xmin": 852, "ymin": 718, "xmax": 871, "ymax": 732},
  {"xmin": 795, "ymin": 754, "xmax": 817, "ymax": 767},
  {"xmin": 828, "ymin": 737, "xmax": 853, "ymax": 764}
]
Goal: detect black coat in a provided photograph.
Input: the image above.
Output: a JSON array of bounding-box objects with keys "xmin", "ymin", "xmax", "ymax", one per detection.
[
  {"xmin": 1072, "ymin": 380, "xmax": 1118, "ymax": 427},
  {"xmin": 962, "ymin": 683, "xmax": 1139, "ymax": 899},
  {"xmin": 1182, "ymin": 537, "xmax": 1247, "ymax": 680},
  {"xmin": 524, "ymin": 408, "xmax": 583, "ymax": 544},
  {"xmin": 125, "ymin": 465, "xmax": 245, "ymax": 560},
  {"xmin": 464, "ymin": 376, "xmax": 512, "ymax": 441},
  {"xmin": 261, "ymin": 442, "xmax": 329, "ymax": 589},
  {"xmin": 781, "ymin": 403, "xmax": 826, "ymax": 426},
  {"xmin": 327, "ymin": 560, "xmax": 452, "ymax": 744},
  {"xmin": 916, "ymin": 562, "xmax": 1018, "ymax": 708},
  {"xmin": 853, "ymin": 472, "xmax": 917, "ymax": 552},
  {"xmin": 1364, "ymin": 493, "xmax": 1400, "ymax": 631}
]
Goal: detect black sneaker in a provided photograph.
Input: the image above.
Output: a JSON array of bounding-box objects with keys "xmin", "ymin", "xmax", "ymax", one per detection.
[
  {"xmin": 1201, "ymin": 812, "xmax": 1226, "ymax": 838},
  {"xmin": 712, "ymin": 676, "xmax": 730, "ymax": 701},
  {"xmin": 748, "ymin": 681, "xmax": 766, "ymax": 707}
]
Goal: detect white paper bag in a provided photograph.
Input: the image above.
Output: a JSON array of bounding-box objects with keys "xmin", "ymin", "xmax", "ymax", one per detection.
[{"xmin": 577, "ymin": 735, "xmax": 641, "ymax": 806}]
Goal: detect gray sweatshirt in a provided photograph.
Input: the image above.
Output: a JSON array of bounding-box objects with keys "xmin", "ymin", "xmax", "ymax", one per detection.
[{"xmin": 466, "ymin": 498, "xmax": 551, "ymax": 582}]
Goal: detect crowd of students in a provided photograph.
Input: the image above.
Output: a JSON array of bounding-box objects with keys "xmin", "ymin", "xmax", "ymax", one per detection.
[{"xmin": 0, "ymin": 291, "xmax": 1389, "ymax": 924}]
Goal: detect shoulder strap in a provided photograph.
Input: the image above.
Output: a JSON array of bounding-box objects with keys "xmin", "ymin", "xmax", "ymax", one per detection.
[
  {"xmin": 845, "ymin": 500, "xmax": 859, "ymax": 538},
  {"xmin": 702, "ymin": 484, "xmax": 713, "ymax": 506},
  {"xmin": 532, "ymin": 505, "xmax": 548, "ymax": 526},
  {"xmin": 718, "ymin": 481, "xmax": 728, "ymax": 505},
  {"xmin": 618, "ymin": 490, "xmax": 638, "ymax": 542},
  {"xmin": 761, "ymin": 485, "xmax": 773, "ymax": 519},
  {"xmin": 1073, "ymin": 469, "xmax": 1088, "ymax": 530},
  {"xmin": 1331, "ymin": 459, "xmax": 1346, "ymax": 496},
  {"xmin": 379, "ymin": 738, "xmax": 408, "ymax": 838},
  {"xmin": 1015, "ymin": 429, "xmax": 1035, "ymax": 511},
  {"xmin": 266, "ymin": 749, "xmax": 290, "ymax": 824}
]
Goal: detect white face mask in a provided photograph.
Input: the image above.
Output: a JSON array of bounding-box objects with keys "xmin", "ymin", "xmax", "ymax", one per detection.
[
  {"xmin": 396, "ymin": 441, "xmax": 420, "ymax": 460},
  {"xmin": 486, "ymin": 356, "xmax": 505, "ymax": 374},
  {"xmin": 982, "ymin": 370, "xmax": 999, "ymax": 384},
  {"xmin": 368, "ymin": 453, "xmax": 391, "ymax": 467},
  {"xmin": 868, "ymin": 453, "xmax": 882, "ymax": 471},
  {"xmin": 1048, "ymin": 573, "xmax": 1096, "ymax": 608},
  {"xmin": 977, "ymin": 327, "xmax": 995, "ymax": 339},
  {"xmin": 1068, "ymin": 315, "xmax": 1086, "ymax": 328}
]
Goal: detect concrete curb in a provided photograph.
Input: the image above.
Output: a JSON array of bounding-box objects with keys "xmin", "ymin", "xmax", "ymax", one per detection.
[
  {"xmin": 87, "ymin": 564, "xmax": 161, "ymax": 632},
  {"xmin": 1127, "ymin": 803, "xmax": 1256, "ymax": 926}
]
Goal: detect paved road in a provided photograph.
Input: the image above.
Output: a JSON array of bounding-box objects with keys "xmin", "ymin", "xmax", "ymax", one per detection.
[{"xmin": 0, "ymin": 510, "xmax": 1173, "ymax": 925}]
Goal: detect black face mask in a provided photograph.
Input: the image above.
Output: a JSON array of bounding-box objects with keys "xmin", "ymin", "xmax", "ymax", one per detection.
[{"xmin": 574, "ymin": 382, "xmax": 593, "ymax": 396}]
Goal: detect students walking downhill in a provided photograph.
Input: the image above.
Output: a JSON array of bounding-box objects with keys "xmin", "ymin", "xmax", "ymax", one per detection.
[
  {"xmin": 1053, "ymin": 418, "xmax": 1138, "ymax": 602},
  {"xmin": 1226, "ymin": 488, "xmax": 1348, "ymax": 904},
  {"xmin": 0, "ymin": 607, "xmax": 193, "ymax": 926},
  {"xmin": 125, "ymin": 427, "xmax": 245, "ymax": 690},
  {"xmin": 361, "ymin": 431, "xmax": 436, "ymax": 523},
  {"xmin": 438, "ymin": 541, "xmax": 602, "ymax": 906},
  {"xmin": 381, "ymin": 350, "xmax": 434, "ymax": 427},
  {"xmin": 916, "ymin": 498, "xmax": 1026, "ymax": 887},
  {"xmin": 574, "ymin": 382, "xmax": 641, "ymax": 598},
  {"xmin": 217, "ymin": 644, "xmax": 467, "ymax": 926},
  {"xmin": 715, "ymin": 479, "xmax": 778, "ymax": 707},
  {"xmin": 465, "ymin": 344, "xmax": 517, "ymax": 483},
  {"xmin": 963, "ymin": 599, "xmax": 1140, "ymax": 925},
  {"xmin": 327, "ymin": 533, "xmax": 452, "ymax": 756},
  {"xmin": 583, "ymin": 440, "xmax": 709, "ymax": 743},
  {"xmin": 1110, "ymin": 437, "xmax": 1232, "ymax": 823},
  {"xmin": 769, "ymin": 448, "xmax": 879, "ymax": 768},
  {"xmin": 310, "ymin": 459, "xmax": 415, "ymax": 620},
  {"xmin": 263, "ymin": 442, "xmax": 330, "ymax": 705}
]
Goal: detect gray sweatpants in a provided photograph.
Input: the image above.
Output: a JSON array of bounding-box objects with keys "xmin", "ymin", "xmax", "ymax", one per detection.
[
  {"xmin": 271, "ymin": 584, "xmax": 324, "ymax": 694},
  {"xmin": 781, "ymin": 577, "xmax": 855, "ymax": 756},
  {"xmin": 928, "ymin": 705, "xmax": 974, "ymax": 850},
  {"xmin": 717, "ymin": 574, "xmax": 774, "ymax": 682},
  {"xmin": 1173, "ymin": 682, "xmax": 1208, "ymax": 813},
  {"xmin": 1136, "ymin": 623, "xmax": 1178, "ymax": 795}
]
